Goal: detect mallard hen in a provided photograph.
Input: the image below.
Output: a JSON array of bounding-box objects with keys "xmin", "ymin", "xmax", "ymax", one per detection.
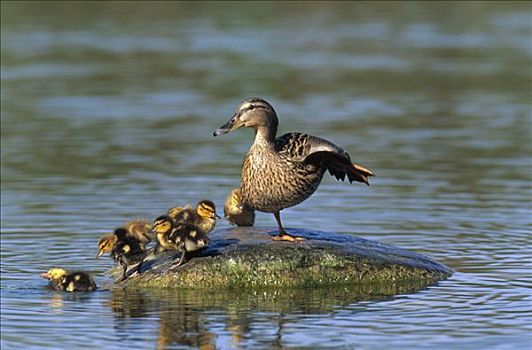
[{"xmin": 214, "ymin": 97, "xmax": 374, "ymax": 242}]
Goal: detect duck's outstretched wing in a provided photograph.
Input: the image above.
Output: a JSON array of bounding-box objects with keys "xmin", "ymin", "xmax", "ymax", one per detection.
[{"xmin": 276, "ymin": 132, "xmax": 374, "ymax": 185}]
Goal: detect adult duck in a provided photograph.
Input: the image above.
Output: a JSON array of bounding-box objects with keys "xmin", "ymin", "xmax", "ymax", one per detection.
[{"xmin": 214, "ymin": 97, "xmax": 374, "ymax": 242}]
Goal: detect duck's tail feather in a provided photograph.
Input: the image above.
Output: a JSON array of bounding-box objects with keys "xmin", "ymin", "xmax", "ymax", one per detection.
[
  {"xmin": 328, "ymin": 160, "xmax": 375, "ymax": 185},
  {"xmin": 305, "ymin": 148, "xmax": 375, "ymax": 185},
  {"xmin": 347, "ymin": 163, "xmax": 374, "ymax": 185}
]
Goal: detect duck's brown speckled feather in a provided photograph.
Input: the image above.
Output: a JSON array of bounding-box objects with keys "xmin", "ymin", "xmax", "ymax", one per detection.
[{"xmin": 241, "ymin": 132, "xmax": 373, "ymax": 213}]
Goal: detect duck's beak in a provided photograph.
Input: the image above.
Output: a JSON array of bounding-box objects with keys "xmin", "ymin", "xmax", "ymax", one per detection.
[
  {"xmin": 213, "ymin": 113, "xmax": 238, "ymax": 136},
  {"xmin": 40, "ymin": 272, "xmax": 50, "ymax": 279},
  {"xmin": 96, "ymin": 251, "xmax": 104, "ymax": 259}
]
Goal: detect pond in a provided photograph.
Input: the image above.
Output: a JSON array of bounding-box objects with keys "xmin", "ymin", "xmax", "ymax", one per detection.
[{"xmin": 1, "ymin": 2, "xmax": 531, "ymax": 349}]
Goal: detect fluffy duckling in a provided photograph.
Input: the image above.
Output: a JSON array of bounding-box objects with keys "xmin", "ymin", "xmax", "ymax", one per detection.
[
  {"xmin": 224, "ymin": 188, "xmax": 255, "ymax": 227},
  {"xmin": 214, "ymin": 97, "xmax": 374, "ymax": 242},
  {"xmin": 174, "ymin": 200, "xmax": 220, "ymax": 234},
  {"xmin": 97, "ymin": 233, "xmax": 118, "ymax": 258},
  {"xmin": 40, "ymin": 267, "xmax": 97, "ymax": 292},
  {"xmin": 111, "ymin": 228, "xmax": 146, "ymax": 281},
  {"xmin": 96, "ymin": 218, "xmax": 152, "ymax": 259},
  {"xmin": 124, "ymin": 218, "xmax": 152, "ymax": 247},
  {"xmin": 151, "ymin": 215, "xmax": 180, "ymax": 253},
  {"xmin": 167, "ymin": 204, "xmax": 192, "ymax": 221},
  {"xmin": 170, "ymin": 223, "xmax": 209, "ymax": 267},
  {"xmin": 151, "ymin": 215, "xmax": 209, "ymax": 267}
]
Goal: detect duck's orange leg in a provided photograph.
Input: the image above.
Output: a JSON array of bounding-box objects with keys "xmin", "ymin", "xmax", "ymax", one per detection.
[{"xmin": 272, "ymin": 211, "xmax": 305, "ymax": 242}]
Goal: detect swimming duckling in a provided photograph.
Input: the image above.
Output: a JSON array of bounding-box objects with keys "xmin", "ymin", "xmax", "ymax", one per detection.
[
  {"xmin": 214, "ymin": 97, "xmax": 375, "ymax": 242},
  {"xmin": 97, "ymin": 233, "xmax": 118, "ymax": 258},
  {"xmin": 124, "ymin": 218, "xmax": 152, "ymax": 247},
  {"xmin": 151, "ymin": 215, "xmax": 180, "ymax": 253},
  {"xmin": 224, "ymin": 188, "xmax": 255, "ymax": 227},
  {"xmin": 40, "ymin": 267, "xmax": 97, "ymax": 292},
  {"xmin": 174, "ymin": 200, "xmax": 220, "ymax": 234},
  {"xmin": 111, "ymin": 228, "xmax": 146, "ymax": 281}
]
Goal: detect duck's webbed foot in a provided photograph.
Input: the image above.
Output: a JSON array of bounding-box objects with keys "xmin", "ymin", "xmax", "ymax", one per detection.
[
  {"xmin": 272, "ymin": 211, "xmax": 305, "ymax": 242},
  {"xmin": 272, "ymin": 233, "xmax": 305, "ymax": 242}
]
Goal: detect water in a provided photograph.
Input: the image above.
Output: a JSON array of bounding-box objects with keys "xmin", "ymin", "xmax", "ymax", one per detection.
[{"xmin": 1, "ymin": 2, "xmax": 531, "ymax": 349}]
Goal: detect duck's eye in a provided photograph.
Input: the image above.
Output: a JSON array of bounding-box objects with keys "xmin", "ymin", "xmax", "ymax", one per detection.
[{"xmin": 248, "ymin": 104, "xmax": 255, "ymax": 110}]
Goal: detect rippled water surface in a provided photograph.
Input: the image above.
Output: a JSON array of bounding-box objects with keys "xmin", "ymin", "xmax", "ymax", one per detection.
[{"xmin": 1, "ymin": 2, "xmax": 531, "ymax": 349}]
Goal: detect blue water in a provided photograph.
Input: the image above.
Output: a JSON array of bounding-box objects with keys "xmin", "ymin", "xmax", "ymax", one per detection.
[{"xmin": 1, "ymin": 2, "xmax": 531, "ymax": 349}]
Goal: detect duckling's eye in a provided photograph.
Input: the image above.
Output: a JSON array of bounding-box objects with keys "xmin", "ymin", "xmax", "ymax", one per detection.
[{"xmin": 248, "ymin": 104, "xmax": 255, "ymax": 110}]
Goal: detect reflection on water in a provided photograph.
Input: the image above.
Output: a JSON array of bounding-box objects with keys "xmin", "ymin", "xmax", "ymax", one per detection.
[
  {"xmin": 1, "ymin": 1, "xmax": 531, "ymax": 349},
  {"xmin": 107, "ymin": 286, "xmax": 403, "ymax": 350}
]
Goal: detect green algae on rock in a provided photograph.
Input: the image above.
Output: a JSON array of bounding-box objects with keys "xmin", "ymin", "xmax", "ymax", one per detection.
[{"xmin": 110, "ymin": 227, "xmax": 452, "ymax": 290}]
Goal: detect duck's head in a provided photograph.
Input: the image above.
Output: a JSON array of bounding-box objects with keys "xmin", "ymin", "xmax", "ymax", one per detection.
[
  {"xmin": 196, "ymin": 200, "xmax": 220, "ymax": 220},
  {"xmin": 213, "ymin": 97, "xmax": 278, "ymax": 136},
  {"xmin": 40, "ymin": 267, "xmax": 68, "ymax": 281},
  {"xmin": 97, "ymin": 233, "xmax": 117, "ymax": 258},
  {"xmin": 151, "ymin": 215, "xmax": 174, "ymax": 235}
]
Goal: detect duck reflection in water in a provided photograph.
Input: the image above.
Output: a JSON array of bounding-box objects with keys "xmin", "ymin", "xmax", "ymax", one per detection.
[
  {"xmin": 107, "ymin": 289, "xmax": 216, "ymax": 349},
  {"xmin": 156, "ymin": 307, "xmax": 216, "ymax": 350},
  {"xmin": 105, "ymin": 284, "xmax": 416, "ymax": 349}
]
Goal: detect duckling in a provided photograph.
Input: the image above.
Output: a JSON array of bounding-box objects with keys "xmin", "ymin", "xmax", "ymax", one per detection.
[
  {"xmin": 174, "ymin": 200, "xmax": 220, "ymax": 234},
  {"xmin": 167, "ymin": 204, "xmax": 192, "ymax": 221},
  {"xmin": 170, "ymin": 223, "xmax": 209, "ymax": 267},
  {"xmin": 214, "ymin": 97, "xmax": 375, "ymax": 242},
  {"xmin": 124, "ymin": 218, "xmax": 152, "ymax": 247},
  {"xmin": 151, "ymin": 215, "xmax": 180, "ymax": 253},
  {"xmin": 96, "ymin": 219, "xmax": 152, "ymax": 259},
  {"xmin": 111, "ymin": 228, "xmax": 146, "ymax": 281},
  {"xmin": 151, "ymin": 215, "xmax": 209, "ymax": 267},
  {"xmin": 224, "ymin": 188, "xmax": 255, "ymax": 226},
  {"xmin": 40, "ymin": 267, "xmax": 97, "ymax": 292},
  {"xmin": 96, "ymin": 233, "xmax": 118, "ymax": 258}
]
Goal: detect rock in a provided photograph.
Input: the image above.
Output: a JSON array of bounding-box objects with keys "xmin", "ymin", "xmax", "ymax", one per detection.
[{"xmin": 111, "ymin": 227, "xmax": 452, "ymax": 290}]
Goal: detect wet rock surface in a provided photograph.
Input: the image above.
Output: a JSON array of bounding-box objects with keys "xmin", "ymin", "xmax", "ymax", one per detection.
[{"xmin": 111, "ymin": 227, "xmax": 453, "ymax": 290}]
